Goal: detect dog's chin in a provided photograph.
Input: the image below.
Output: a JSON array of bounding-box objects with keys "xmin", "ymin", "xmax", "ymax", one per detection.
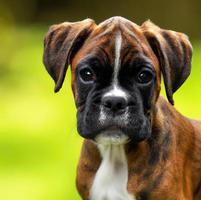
[{"xmin": 94, "ymin": 128, "xmax": 130, "ymax": 145}]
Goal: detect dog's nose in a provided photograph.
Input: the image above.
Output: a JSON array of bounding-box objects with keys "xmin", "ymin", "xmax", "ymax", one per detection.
[{"xmin": 102, "ymin": 96, "xmax": 127, "ymax": 113}]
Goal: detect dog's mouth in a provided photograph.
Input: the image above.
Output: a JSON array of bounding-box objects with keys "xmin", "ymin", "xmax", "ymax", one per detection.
[
  {"xmin": 77, "ymin": 105, "xmax": 151, "ymax": 143},
  {"xmin": 94, "ymin": 126, "xmax": 130, "ymax": 145}
]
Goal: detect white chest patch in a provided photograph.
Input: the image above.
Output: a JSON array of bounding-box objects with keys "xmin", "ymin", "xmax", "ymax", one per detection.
[{"xmin": 89, "ymin": 144, "xmax": 135, "ymax": 200}]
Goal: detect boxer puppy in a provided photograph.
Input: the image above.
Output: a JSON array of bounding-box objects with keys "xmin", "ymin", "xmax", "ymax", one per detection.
[{"xmin": 43, "ymin": 16, "xmax": 201, "ymax": 200}]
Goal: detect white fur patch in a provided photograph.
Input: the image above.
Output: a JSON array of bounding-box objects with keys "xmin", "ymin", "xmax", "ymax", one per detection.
[
  {"xmin": 103, "ymin": 85, "xmax": 127, "ymax": 99},
  {"xmin": 102, "ymin": 32, "xmax": 128, "ymax": 100},
  {"xmin": 99, "ymin": 106, "xmax": 129, "ymax": 125},
  {"xmin": 98, "ymin": 32, "xmax": 129, "ymax": 126},
  {"xmin": 90, "ymin": 142, "xmax": 135, "ymax": 200},
  {"xmin": 95, "ymin": 130, "xmax": 129, "ymax": 145},
  {"xmin": 119, "ymin": 109, "xmax": 129, "ymax": 125},
  {"xmin": 99, "ymin": 106, "xmax": 107, "ymax": 124},
  {"xmin": 92, "ymin": 32, "xmax": 134, "ymax": 200},
  {"xmin": 114, "ymin": 32, "xmax": 122, "ymax": 84}
]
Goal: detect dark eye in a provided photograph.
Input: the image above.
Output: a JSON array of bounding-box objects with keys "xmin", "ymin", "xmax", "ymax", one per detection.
[
  {"xmin": 79, "ymin": 67, "xmax": 95, "ymax": 83},
  {"xmin": 137, "ymin": 70, "xmax": 153, "ymax": 84}
]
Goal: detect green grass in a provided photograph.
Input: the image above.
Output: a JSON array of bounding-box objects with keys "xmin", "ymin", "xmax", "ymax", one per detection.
[{"xmin": 0, "ymin": 25, "xmax": 201, "ymax": 200}]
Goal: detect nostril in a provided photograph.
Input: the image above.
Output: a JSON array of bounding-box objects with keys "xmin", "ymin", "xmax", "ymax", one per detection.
[
  {"xmin": 103, "ymin": 100, "xmax": 112, "ymax": 109},
  {"xmin": 117, "ymin": 102, "xmax": 123, "ymax": 109},
  {"xmin": 117, "ymin": 100, "xmax": 126, "ymax": 110}
]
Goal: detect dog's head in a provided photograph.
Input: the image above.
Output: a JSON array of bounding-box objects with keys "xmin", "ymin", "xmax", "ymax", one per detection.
[{"xmin": 43, "ymin": 17, "xmax": 192, "ymax": 144}]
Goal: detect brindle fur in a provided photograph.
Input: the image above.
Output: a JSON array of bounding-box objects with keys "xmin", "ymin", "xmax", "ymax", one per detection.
[
  {"xmin": 76, "ymin": 98, "xmax": 201, "ymax": 200},
  {"xmin": 43, "ymin": 17, "xmax": 201, "ymax": 200}
]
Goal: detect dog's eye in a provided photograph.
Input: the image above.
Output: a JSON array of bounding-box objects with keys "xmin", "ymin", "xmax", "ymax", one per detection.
[
  {"xmin": 137, "ymin": 70, "xmax": 153, "ymax": 84},
  {"xmin": 79, "ymin": 67, "xmax": 95, "ymax": 83}
]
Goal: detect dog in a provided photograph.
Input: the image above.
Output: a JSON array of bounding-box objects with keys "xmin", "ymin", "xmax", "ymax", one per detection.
[{"xmin": 43, "ymin": 16, "xmax": 201, "ymax": 200}]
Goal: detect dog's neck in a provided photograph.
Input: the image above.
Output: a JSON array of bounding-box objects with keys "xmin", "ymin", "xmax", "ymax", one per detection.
[{"xmin": 90, "ymin": 143, "xmax": 135, "ymax": 200}]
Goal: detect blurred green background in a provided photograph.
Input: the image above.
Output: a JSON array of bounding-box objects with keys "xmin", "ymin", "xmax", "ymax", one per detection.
[{"xmin": 0, "ymin": 0, "xmax": 201, "ymax": 200}]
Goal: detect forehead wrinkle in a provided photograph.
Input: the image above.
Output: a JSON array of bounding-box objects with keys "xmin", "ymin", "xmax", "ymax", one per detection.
[
  {"xmin": 98, "ymin": 46, "xmax": 111, "ymax": 65},
  {"xmin": 78, "ymin": 33, "xmax": 115, "ymax": 60},
  {"xmin": 121, "ymin": 48, "xmax": 141, "ymax": 67},
  {"xmin": 122, "ymin": 32, "xmax": 143, "ymax": 53},
  {"xmin": 122, "ymin": 26, "xmax": 156, "ymax": 59},
  {"xmin": 92, "ymin": 26, "xmax": 114, "ymax": 41},
  {"xmin": 121, "ymin": 29, "xmax": 160, "ymax": 74},
  {"xmin": 120, "ymin": 22, "xmax": 142, "ymax": 43},
  {"xmin": 119, "ymin": 29, "xmax": 155, "ymax": 69}
]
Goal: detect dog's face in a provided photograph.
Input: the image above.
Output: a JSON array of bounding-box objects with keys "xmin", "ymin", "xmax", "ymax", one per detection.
[
  {"xmin": 72, "ymin": 19, "xmax": 161, "ymax": 143},
  {"xmin": 43, "ymin": 17, "xmax": 192, "ymax": 144}
]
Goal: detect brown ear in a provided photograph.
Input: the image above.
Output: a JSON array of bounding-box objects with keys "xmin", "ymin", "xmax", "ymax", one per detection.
[
  {"xmin": 43, "ymin": 19, "xmax": 96, "ymax": 92},
  {"xmin": 141, "ymin": 21, "xmax": 192, "ymax": 105}
]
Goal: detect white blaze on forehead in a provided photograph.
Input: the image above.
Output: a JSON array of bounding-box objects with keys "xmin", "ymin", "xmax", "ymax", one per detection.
[
  {"xmin": 114, "ymin": 31, "xmax": 122, "ymax": 84},
  {"xmin": 98, "ymin": 32, "xmax": 128, "ymax": 124},
  {"xmin": 103, "ymin": 32, "xmax": 128, "ymax": 99},
  {"xmin": 93, "ymin": 32, "xmax": 134, "ymax": 199}
]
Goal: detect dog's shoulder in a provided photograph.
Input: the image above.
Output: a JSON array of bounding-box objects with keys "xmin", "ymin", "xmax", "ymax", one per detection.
[
  {"xmin": 156, "ymin": 96, "xmax": 191, "ymax": 127},
  {"xmin": 189, "ymin": 120, "xmax": 201, "ymax": 198},
  {"xmin": 190, "ymin": 119, "xmax": 201, "ymax": 133},
  {"xmin": 156, "ymin": 96, "xmax": 195, "ymax": 150},
  {"xmin": 157, "ymin": 96, "xmax": 201, "ymax": 197},
  {"xmin": 189, "ymin": 118, "xmax": 201, "ymax": 160}
]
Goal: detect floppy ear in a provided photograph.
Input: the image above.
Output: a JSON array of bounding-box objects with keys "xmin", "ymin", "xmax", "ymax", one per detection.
[
  {"xmin": 141, "ymin": 21, "xmax": 192, "ymax": 105},
  {"xmin": 43, "ymin": 19, "xmax": 96, "ymax": 92}
]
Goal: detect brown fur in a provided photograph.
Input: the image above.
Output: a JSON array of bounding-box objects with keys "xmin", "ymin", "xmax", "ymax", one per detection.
[
  {"xmin": 43, "ymin": 17, "xmax": 201, "ymax": 200},
  {"xmin": 76, "ymin": 97, "xmax": 201, "ymax": 200}
]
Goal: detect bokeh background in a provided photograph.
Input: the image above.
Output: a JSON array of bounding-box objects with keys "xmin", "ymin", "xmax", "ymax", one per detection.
[{"xmin": 0, "ymin": 0, "xmax": 201, "ymax": 199}]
